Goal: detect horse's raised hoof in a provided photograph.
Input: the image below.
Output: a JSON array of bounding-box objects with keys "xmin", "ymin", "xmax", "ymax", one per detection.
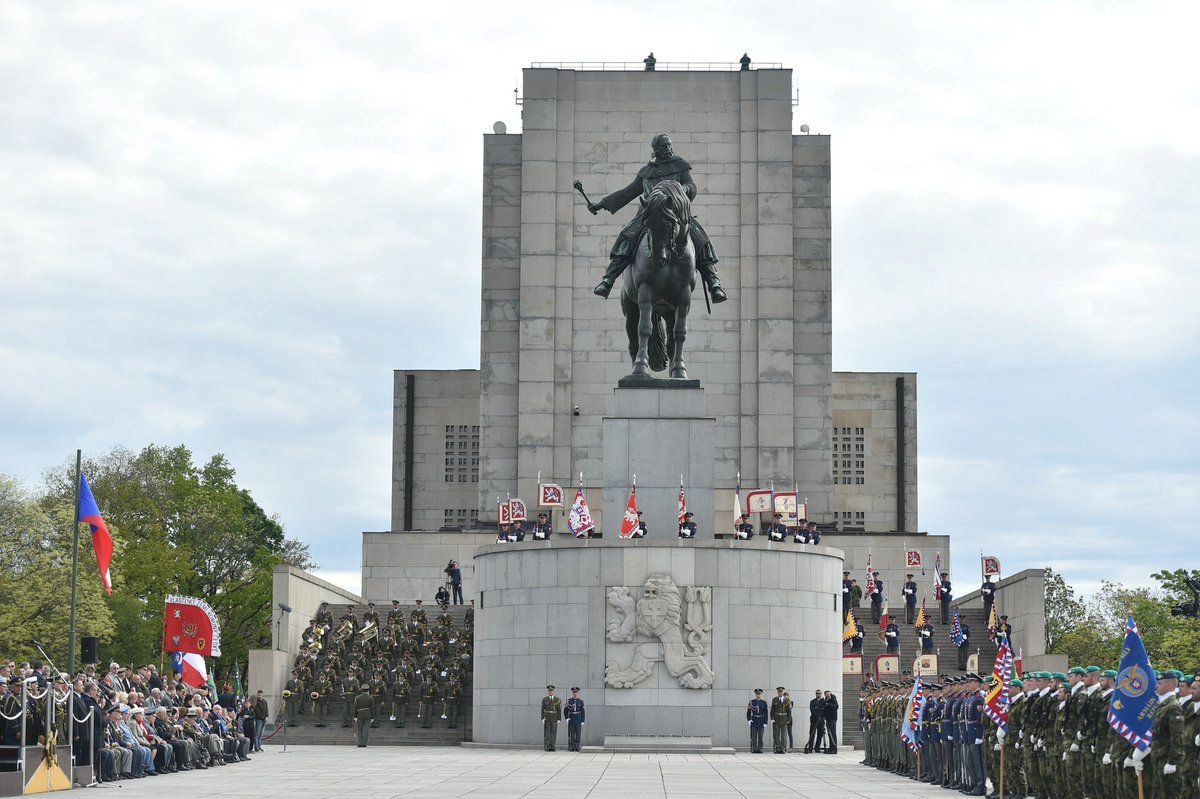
[{"xmin": 670, "ymin": 368, "xmax": 688, "ymax": 379}]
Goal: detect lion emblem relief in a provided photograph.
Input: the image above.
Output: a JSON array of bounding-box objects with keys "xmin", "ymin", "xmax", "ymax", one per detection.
[{"xmin": 604, "ymin": 574, "xmax": 713, "ymax": 689}]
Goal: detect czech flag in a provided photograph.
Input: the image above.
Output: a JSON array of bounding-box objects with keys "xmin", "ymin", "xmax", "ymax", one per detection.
[
  {"xmin": 172, "ymin": 651, "xmax": 209, "ymax": 688},
  {"xmin": 78, "ymin": 473, "xmax": 113, "ymax": 595}
]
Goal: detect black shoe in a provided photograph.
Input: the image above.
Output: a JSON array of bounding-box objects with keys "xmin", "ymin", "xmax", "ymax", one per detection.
[
  {"xmin": 709, "ymin": 284, "xmax": 727, "ymax": 303},
  {"xmin": 593, "ymin": 278, "xmax": 613, "ymax": 298}
]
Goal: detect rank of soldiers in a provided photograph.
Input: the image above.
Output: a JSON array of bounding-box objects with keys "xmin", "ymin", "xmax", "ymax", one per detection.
[
  {"xmin": 284, "ymin": 599, "xmax": 474, "ymax": 736},
  {"xmin": 860, "ymin": 666, "xmax": 1200, "ymax": 799}
]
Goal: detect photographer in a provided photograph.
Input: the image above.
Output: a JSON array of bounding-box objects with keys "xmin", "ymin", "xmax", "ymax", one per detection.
[{"xmin": 447, "ymin": 561, "xmax": 463, "ymax": 605}]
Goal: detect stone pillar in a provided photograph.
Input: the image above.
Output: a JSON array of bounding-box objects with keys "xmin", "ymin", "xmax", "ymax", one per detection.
[{"xmin": 601, "ymin": 386, "xmax": 714, "ymax": 539}]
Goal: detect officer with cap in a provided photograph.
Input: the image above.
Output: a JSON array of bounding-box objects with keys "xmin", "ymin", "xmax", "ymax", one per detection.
[
  {"xmin": 678, "ymin": 511, "xmax": 697, "ymax": 539},
  {"xmin": 766, "ymin": 513, "xmax": 787, "ymax": 542},
  {"xmin": 980, "ymin": 575, "xmax": 996, "ymax": 625},
  {"xmin": 884, "ymin": 618, "xmax": 900, "ymax": 654},
  {"xmin": 540, "ymin": 685, "xmax": 562, "ymax": 751},
  {"xmin": 770, "ymin": 687, "xmax": 790, "ymax": 753},
  {"xmin": 902, "ymin": 574, "xmax": 918, "ymax": 624},
  {"xmin": 633, "ymin": 511, "xmax": 647, "ymax": 538},
  {"xmin": 734, "ymin": 512, "xmax": 754, "ymax": 540},
  {"xmin": 747, "ymin": 689, "xmax": 768, "ymax": 753},
  {"xmin": 870, "ymin": 572, "xmax": 884, "ymax": 624},
  {"xmin": 564, "ymin": 687, "xmax": 585, "ymax": 751},
  {"xmin": 841, "ymin": 571, "xmax": 853, "ymax": 621},
  {"xmin": 1137, "ymin": 669, "xmax": 1186, "ymax": 799},
  {"xmin": 532, "ymin": 512, "xmax": 553, "ymax": 540},
  {"xmin": 939, "ymin": 572, "xmax": 953, "ymax": 624}
]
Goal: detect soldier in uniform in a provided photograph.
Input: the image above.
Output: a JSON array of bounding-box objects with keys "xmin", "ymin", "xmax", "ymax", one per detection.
[
  {"xmin": 1137, "ymin": 670, "xmax": 1186, "ymax": 799},
  {"xmin": 410, "ymin": 600, "xmax": 427, "ymax": 627},
  {"xmin": 980, "ymin": 576, "xmax": 996, "ymax": 624},
  {"xmin": 532, "ymin": 512, "xmax": 553, "ymax": 540},
  {"xmin": 747, "ymin": 689, "xmax": 768, "ymax": 753},
  {"xmin": 805, "ymin": 689, "xmax": 825, "ymax": 754},
  {"xmin": 770, "ymin": 687, "xmax": 790, "ymax": 754},
  {"xmin": 766, "ymin": 513, "xmax": 787, "ymax": 543},
  {"xmin": 1180, "ymin": 674, "xmax": 1200, "ymax": 799},
  {"xmin": 1078, "ymin": 665, "xmax": 1105, "ymax": 799},
  {"xmin": 353, "ymin": 685, "xmax": 373, "ymax": 747},
  {"xmin": 368, "ymin": 671, "xmax": 388, "ymax": 727},
  {"xmin": 314, "ymin": 602, "xmax": 334, "ymax": 648},
  {"xmin": 884, "ymin": 619, "xmax": 900, "ymax": 654},
  {"xmin": 363, "ymin": 602, "xmax": 380, "ymax": 629},
  {"xmin": 870, "ymin": 572, "xmax": 884, "ymax": 624},
  {"xmin": 902, "ymin": 574, "xmax": 919, "ymax": 624},
  {"xmin": 586, "ymin": 133, "xmax": 726, "ymax": 302},
  {"xmin": 633, "ymin": 511, "xmax": 647, "ymax": 538},
  {"xmin": 386, "ymin": 599, "xmax": 404, "ymax": 627},
  {"xmin": 312, "ymin": 671, "xmax": 331, "ymax": 727},
  {"xmin": 841, "ymin": 571, "xmax": 853, "ymax": 622},
  {"xmin": 678, "ymin": 511, "xmax": 697, "ymax": 539},
  {"xmin": 734, "ymin": 513, "xmax": 754, "ymax": 540},
  {"xmin": 1061, "ymin": 666, "xmax": 1088, "ymax": 799},
  {"xmin": 443, "ymin": 678, "xmax": 463, "ymax": 729},
  {"xmin": 792, "ymin": 518, "xmax": 810, "ymax": 544},
  {"xmin": 339, "ymin": 672, "xmax": 360, "ymax": 728},
  {"xmin": 564, "ymin": 687, "xmax": 586, "ymax": 752},
  {"xmin": 284, "ymin": 669, "xmax": 302, "ymax": 726},
  {"xmin": 389, "ymin": 676, "xmax": 409, "ymax": 728},
  {"xmin": 939, "ymin": 573, "xmax": 953, "ymax": 625},
  {"xmin": 918, "ymin": 620, "xmax": 935, "ymax": 654},
  {"xmin": 957, "ymin": 620, "xmax": 972, "ymax": 670},
  {"xmin": 541, "ymin": 686, "xmax": 562, "ymax": 751},
  {"xmin": 340, "ymin": 604, "xmax": 359, "ymax": 628}
]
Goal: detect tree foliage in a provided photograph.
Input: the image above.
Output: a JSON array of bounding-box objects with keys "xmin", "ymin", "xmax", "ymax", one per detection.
[{"xmin": 0, "ymin": 445, "xmax": 314, "ymax": 680}]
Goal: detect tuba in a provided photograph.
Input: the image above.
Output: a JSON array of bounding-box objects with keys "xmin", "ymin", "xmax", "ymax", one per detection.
[
  {"xmin": 332, "ymin": 619, "xmax": 354, "ymax": 645},
  {"xmin": 359, "ymin": 621, "xmax": 378, "ymax": 643}
]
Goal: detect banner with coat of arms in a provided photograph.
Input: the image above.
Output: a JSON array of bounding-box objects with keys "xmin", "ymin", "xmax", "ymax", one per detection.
[
  {"xmin": 163, "ymin": 595, "xmax": 222, "ymax": 656},
  {"xmin": 538, "ymin": 483, "xmax": 564, "ymax": 508}
]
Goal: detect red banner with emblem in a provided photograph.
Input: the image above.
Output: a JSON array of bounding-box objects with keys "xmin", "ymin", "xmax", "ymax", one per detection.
[{"xmin": 163, "ymin": 595, "xmax": 222, "ymax": 656}]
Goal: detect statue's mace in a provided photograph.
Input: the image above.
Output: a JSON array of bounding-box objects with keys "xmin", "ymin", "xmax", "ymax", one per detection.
[{"xmin": 572, "ymin": 180, "xmax": 594, "ymax": 206}]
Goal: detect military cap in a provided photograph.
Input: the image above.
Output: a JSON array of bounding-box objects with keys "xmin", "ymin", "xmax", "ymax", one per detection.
[
  {"xmin": 1180, "ymin": 675, "xmax": 1194, "ymax": 685},
  {"xmin": 1156, "ymin": 670, "xmax": 1181, "ymax": 681},
  {"xmin": 1068, "ymin": 666, "xmax": 1086, "ymax": 675},
  {"xmin": 1101, "ymin": 670, "xmax": 1118, "ymax": 678},
  {"xmin": 1085, "ymin": 666, "xmax": 1101, "ymax": 673},
  {"xmin": 546, "ymin": 684, "xmax": 555, "ymax": 690},
  {"xmin": 928, "ymin": 683, "xmax": 942, "ymax": 690},
  {"xmin": 684, "ymin": 511, "xmax": 694, "ymax": 518},
  {"xmin": 843, "ymin": 570, "xmax": 850, "ymax": 575},
  {"xmin": 1010, "ymin": 678, "xmax": 1023, "ymax": 687},
  {"xmin": 1051, "ymin": 672, "xmax": 1066, "ymax": 681},
  {"xmin": 571, "ymin": 687, "xmax": 580, "ymax": 692},
  {"xmin": 753, "ymin": 688, "xmax": 763, "ymax": 694}
]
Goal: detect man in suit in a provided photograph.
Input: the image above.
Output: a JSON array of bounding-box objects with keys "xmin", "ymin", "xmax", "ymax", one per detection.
[
  {"xmin": 540, "ymin": 686, "xmax": 562, "ymax": 751},
  {"xmin": 747, "ymin": 689, "xmax": 768, "ymax": 753},
  {"xmin": 822, "ymin": 690, "xmax": 840, "ymax": 754},
  {"xmin": 870, "ymin": 572, "xmax": 884, "ymax": 624},
  {"xmin": 805, "ymin": 690, "xmax": 825, "ymax": 754},
  {"xmin": 353, "ymin": 686, "xmax": 374, "ymax": 747}
]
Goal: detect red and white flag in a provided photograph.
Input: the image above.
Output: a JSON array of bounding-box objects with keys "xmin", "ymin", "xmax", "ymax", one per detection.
[
  {"xmin": 905, "ymin": 549, "xmax": 923, "ymax": 569},
  {"xmin": 179, "ymin": 652, "xmax": 208, "ymax": 688},
  {"xmin": 619, "ymin": 478, "xmax": 639, "ymax": 539},
  {"xmin": 677, "ymin": 475, "xmax": 687, "ymax": 527},
  {"xmin": 732, "ymin": 472, "xmax": 743, "ymax": 533},
  {"xmin": 497, "ymin": 498, "xmax": 511, "ymax": 525},
  {"xmin": 865, "ymin": 554, "xmax": 876, "ymax": 597},
  {"xmin": 567, "ymin": 475, "xmax": 595, "ymax": 538},
  {"xmin": 933, "ymin": 552, "xmax": 944, "ymax": 600},
  {"xmin": 538, "ymin": 483, "xmax": 564, "ymax": 508},
  {"xmin": 509, "ymin": 498, "xmax": 527, "ymax": 523}
]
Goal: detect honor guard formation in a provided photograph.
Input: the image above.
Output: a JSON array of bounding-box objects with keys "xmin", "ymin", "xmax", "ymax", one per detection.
[{"xmin": 860, "ymin": 666, "xmax": 1200, "ymax": 799}]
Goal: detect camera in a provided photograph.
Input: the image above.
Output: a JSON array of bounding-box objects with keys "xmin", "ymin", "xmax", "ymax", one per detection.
[{"xmin": 443, "ymin": 560, "xmax": 455, "ymax": 576}]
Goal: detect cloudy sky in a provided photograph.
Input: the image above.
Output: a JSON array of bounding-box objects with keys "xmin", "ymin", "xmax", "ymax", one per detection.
[{"xmin": 2, "ymin": 1, "xmax": 1196, "ymax": 597}]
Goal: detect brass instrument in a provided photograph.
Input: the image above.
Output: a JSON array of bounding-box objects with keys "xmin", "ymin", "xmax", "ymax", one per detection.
[
  {"xmin": 281, "ymin": 689, "xmax": 292, "ymax": 698},
  {"xmin": 332, "ymin": 619, "xmax": 354, "ymax": 644},
  {"xmin": 359, "ymin": 621, "xmax": 378, "ymax": 643},
  {"xmin": 310, "ymin": 691, "xmax": 320, "ymax": 700}
]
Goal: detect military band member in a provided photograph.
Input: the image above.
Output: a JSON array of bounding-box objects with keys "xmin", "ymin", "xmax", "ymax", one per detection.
[
  {"xmin": 410, "ymin": 600, "xmax": 427, "ymax": 627},
  {"xmin": 386, "ymin": 599, "xmax": 404, "ymax": 626},
  {"xmin": 766, "ymin": 513, "xmax": 787, "ymax": 542},
  {"xmin": 368, "ymin": 671, "xmax": 388, "ymax": 727},
  {"xmin": 884, "ymin": 620, "xmax": 900, "ymax": 654},
  {"xmin": 734, "ymin": 512, "xmax": 754, "ymax": 540},
  {"xmin": 541, "ymin": 685, "xmax": 562, "ymax": 751},
  {"xmin": 340, "ymin": 604, "xmax": 359, "ymax": 628},
  {"xmin": 312, "ymin": 672, "xmax": 331, "ymax": 727},
  {"xmin": 314, "ymin": 602, "xmax": 334, "ymax": 647},
  {"xmin": 564, "ymin": 687, "xmax": 586, "ymax": 751},
  {"xmin": 747, "ymin": 689, "xmax": 768, "ymax": 753},
  {"xmin": 444, "ymin": 679, "xmax": 463, "ymax": 729},
  {"xmin": 419, "ymin": 675, "xmax": 440, "ymax": 729},
  {"xmin": 902, "ymin": 574, "xmax": 918, "ymax": 624},
  {"xmin": 633, "ymin": 511, "xmax": 647, "ymax": 538},
  {"xmin": 771, "ymin": 687, "xmax": 790, "ymax": 753},
  {"xmin": 939, "ymin": 573, "xmax": 953, "ymax": 624},
  {"xmin": 532, "ymin": 512, "xmax": 553, "ymax": 540},
  {"xmin": 353, "ymin": 685, "xmax": 373, "ymax": 747},
  {"xmin": 678, "ymin": 511, "xmax": 697, "ymax": 539},
  {"xmin": 870, "ymin": 572, "xmax": 884, "ymax": 624},
  {"xmin": 956, "ymin": 621, "xmax": 971, "ymax": 670},
  {"xmin": 363, "ymin": 602, "xmax": 380, "ymax": 629},
  {"xmin": 339, "ymin": 673, "xmax": 359, "ymax": 728}
]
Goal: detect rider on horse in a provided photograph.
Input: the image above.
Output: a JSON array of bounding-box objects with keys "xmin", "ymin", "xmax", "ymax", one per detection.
[{"xmin": 586, "ymin": 134, "xmax": 727, "ymax": 303}]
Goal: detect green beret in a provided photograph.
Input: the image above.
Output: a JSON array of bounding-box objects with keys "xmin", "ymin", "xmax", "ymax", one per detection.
[
  {"xmin": 1052, "ymin": 672, "xmax": 1067, "ymax": 681},
  {"xmin": 1085, "ymin": 666, "xmax": 1101, "ymax": 673},
  {"xmin": 1010, "ymin": 678, "xmax": 1023, "ymax": 687},
  {"xmin": 1102, "ymin": 670, "xmax": 1118, "ymax": 678},
  {"xmin": 1181, "ymin": 675, "xmax": 1194, "ymax": 685},
  {"xmin": 1156, "ymin": 669, "xmax": 1182, "ymax": 681},
  {"xmin": 1068, "ymin": 666, "xmax": 1086, "ymax": 675}
]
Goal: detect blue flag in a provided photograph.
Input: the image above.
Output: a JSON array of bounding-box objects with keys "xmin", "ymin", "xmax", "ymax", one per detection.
[
  {"xmin": 1107, "ymin": 616, "xmax": 1157, "ymax": 751},
  {"xmin": 900, "ymin": 674, "xmax": 925, "ymax": 752}
]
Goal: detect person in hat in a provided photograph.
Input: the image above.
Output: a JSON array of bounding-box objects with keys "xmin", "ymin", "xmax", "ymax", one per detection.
[
  {"xmin": 678, "ymin": 511, "xmax": 697, "ymax": 539},
  {"xmin": 884, "ymin": 617, "xmax": 900, "ymax": 654},
  {"xmin": 633, "ymin": 511, "xmax": 647, "ymax": 538},
  {"xmin": 841, "ymin": 571, "xmax": 853, "ymax": 622},
  {"xmin": 746, "ymin": 689, "xmax": 769, "ymax": 753},
  {"xmin": 770, "ymin": 687, "xmax": 790, "ymax": 753},
  {"xmin": 980, "ymin": 575, "xmax": 996, "ymax": 624},
  {"xmin": 734, "ymin": 512, "xmax": 754, "ymax": 541},
  {"xmin": 540, "ymin": 686, "xmax": 562, "ymax": 751},
  {"xmin": 956, "ymin": 617, "xmax": 971, "ymax": 671},
  {"xmin": 532, "ymin": 512, "xmax": 553, "ymax": 541},
  {"xmin": 1136, "ymin": 670, "xmax": 1186, "ymax": 797},
  {"xmin": 869, "ymin": 572, "xmax": 884, "ymax": 624},
  {"xmin": 804, "ymin": 689, "xmax": 825, "ymax": 754},
  {"xmin": 939, "ymin": 572, "xmax": 953, "ymax": 624},
  {"xmin": 766, "ymin": 513, "xmax": 787, "ymax": 543},
  {"xmin": 792, "ymin": 517, "xmax": 810, "ymax": 544},
  {"xmin": 997, "ymin": 614, "xmax": 1013, "ymax": 642},
  {"xmin": 352, "ymin": 682, "xmax": 373, "ymax": 747},
  {"xmin": 902, "ymin": 573, "xmax": 919, "ymax": 624},
  {"xmin": 564, "ymin": 687, "xmax": 586, "ymax": 751}
]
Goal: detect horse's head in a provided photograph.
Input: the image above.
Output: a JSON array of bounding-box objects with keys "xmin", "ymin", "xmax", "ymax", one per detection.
[{"xmin": 644, "ymin": 180, "xmax": 692, "ymax": 267}]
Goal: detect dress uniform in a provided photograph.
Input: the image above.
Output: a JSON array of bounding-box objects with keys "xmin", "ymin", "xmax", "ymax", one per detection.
[
  {"xmin": 870, "ymin": 572, "xmax": 884, "ymax": 624},
  {"xmin": 564, "ymin": 688, "xmax": 586, "ymax": 751},
  {"xmin": 678, "ymin": 511, "xmax": 697, "ymax": 539},
  {"xmin": 284, "ymin": 671, "xmax": 302, "ymax": 726},
  {"xmin": 884, "ymin": 621, "xmax": 900, "ymax": 654},
  {"xmin": 532, "ymin": 513, "xmax": 553, "ymax": 540},
  {"xmin": 841, "ymin": 572, "xmax": 853, "ymax": 621},
  {"xmin": 734, "ymin": 513, "xmax": 754, "ymax": 540},
  {"xmin": 918, "ymin": 622, "xmax": 935, "ymax": 653},
  {"xmin": 390, "ymin": 678, "xmax": 409, "ymax": 727},
  {"xmin": 444, "ymin": 679, "xmax": 463, "ymax": 729},
  {"xmin": 957, "ymin": 622, "xmax": 971, "ymax": 670},
  {"xmin": 980, "ymin": 577, "xmax": 996, "ymax": 624},
  {"xmin": 1139, "ymin": 670, "xmax": 1187, "ymax": 799},
  {"xmin": 766, "ymin": 514, "xmax": 787, "ymax": 542},
  {"xmin": 902, "ymin": 575, "xmax": 918, "ymax": 624},
  {"xmin": 313, "ymin": 673, "xmax": 331, "ymax": 726},
  {"xmin": 770, "ymin": 688, "xmax": 789, "ymax": 753},
  {"xmin": 939, "ymin": 574, "xmax": 953, "ymax": 624},
  {"xmin": 747, "ymin": 689, "xmax": 769, "ymax": 753},
  {"xmin": 541, "ymin": 686, "xmax": 562, "ymax": 751},
  {"xmin": 353, "ymin": 687, "xmax": 373, "ymax": 747},
  {"xmin": 633, "ymin": 512, "xmax": 647, "ymax": 538}
]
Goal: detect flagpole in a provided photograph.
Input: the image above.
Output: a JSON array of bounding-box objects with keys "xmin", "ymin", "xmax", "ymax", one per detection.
[
  {"xmin": 999, "ymin": 743, "xmax": 1005, "ymax": 799},
  {"xmin": 67, "ymin": 448, "xmax": 82, "ymax": 676}
]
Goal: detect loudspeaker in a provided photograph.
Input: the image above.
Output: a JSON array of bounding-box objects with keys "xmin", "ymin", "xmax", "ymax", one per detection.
[{"xmin": 81, "ymin": 636, "xmax": 100, "ymax": 664}]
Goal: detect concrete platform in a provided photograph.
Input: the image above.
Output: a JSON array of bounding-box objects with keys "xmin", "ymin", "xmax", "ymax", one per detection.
[{"xmin": 97, "ymin": 743, "xmax": 969, "ymax": 798}]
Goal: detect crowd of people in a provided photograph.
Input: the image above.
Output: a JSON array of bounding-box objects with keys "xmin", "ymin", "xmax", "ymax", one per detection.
[
  {"xmin": 0, "ymin": 658, "xmax": 268, "ymax": 784},
  {"xmin": 285, "ymin": 598, "xmax": 474, "ymax": 736},
  {"xmin": 861, "ymin": 667, "xmax": 1200, "ymax": 799}
]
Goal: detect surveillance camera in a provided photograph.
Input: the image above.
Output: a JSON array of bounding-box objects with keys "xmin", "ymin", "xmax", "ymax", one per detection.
[{"xmin": 573, "ymin": 406, "xmax": 580, "ymax": 416}]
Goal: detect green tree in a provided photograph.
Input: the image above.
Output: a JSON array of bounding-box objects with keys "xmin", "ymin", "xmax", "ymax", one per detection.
[{"xmin": 1044, "ymin": 567, "xmax": 1085, "ymax": 654}]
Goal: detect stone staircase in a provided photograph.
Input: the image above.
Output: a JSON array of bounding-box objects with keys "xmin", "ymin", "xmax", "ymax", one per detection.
[
  {"xmin": 840, "ymin": 603, "xmax": 998, "ymax": 751},
  {"xmin": 266, "ymin": 602, "xmax": 473, "ymax": 746}
]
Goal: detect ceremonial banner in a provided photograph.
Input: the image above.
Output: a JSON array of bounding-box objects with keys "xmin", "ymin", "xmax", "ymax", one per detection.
[
  {"xmin": 843, "ymin": 654, "xmax": 863, "ymax": 675},
  {"xmin": 744, "ymin": 490, "xmax": 772, "ymax": 513},
  {"xmin": 914, "ymin": 598, "xmax": 927, "ymax": 630},
  {"xmin": 984, "ymin": 637, "xmax": 1013, "ymax": 731},
  {"xmin": 966, "ymin": 652, "xmax": 979, "ymax": 672},
  {"xmin": 986, "ymin": 603, "xmax": 1000, "ymax": 641},
  {"xmin": 876, "ymin": 654, "xmax": 900, "ymax": 676},
  {"xmin": 843, "ymin": 609, "xmax": 862, "ymax": 642},
  {"xmin": 981, "ymin": 555, "xmax": 1001, "ymax": 577},
  {"xmin": 78, "ymin": 473, "xmax": 114, "ymax": 595},
  {"xmin": 950, "ymin": 608, "xmax": 966, "ymax": 647},
  {"xmin": 619, "ymin": 480, "xmax": 639, "ymax": 539},
  {"xmin": 773, "ymin": 491, "xmax": 803, "ymax": 520},
  {"xmin": 497, "ymin": 499, "xmax": 511, "ymax": 525},
  {"xmin": 732, "ymin": 472, "xmax": 743, "ymax": 532},
  {"xmin": 509, "ymin": 498, "xmax": 527, "ymax": 523},
  {"xmin": 538, "ymin": 483, "xmax": 564, "ymax": 508},
  {"xmin": 933, "ymin": 552, "xmax": 944, "ymax": 600},
  {"xmin": 865, "ymin": 555, "xmax": 876, "ymax": 598},
  {"xmin": 905, "ymin": 549, "xmax": 923, "ymax": 569},
  {"xmin": 1108, "ymin": 616, "xmax": 1158, "ymax": 751},
  {"xmin": 914, "ymin": 654, "xmax": 938, "ymax": 674},
  {"xmin": 163, "ymin": 595, "xmax": 223, "ymax": 656},
  {"xmin": 900, "ymin": 674, "xmax": 925, "ymax": 752},
  {"xmin": 677, "ymin": 476, "xmax": 687, "ymax": 526},
  {"xmin": 567, "ymin": 477, "xmax": 595, "ymax": 538}
]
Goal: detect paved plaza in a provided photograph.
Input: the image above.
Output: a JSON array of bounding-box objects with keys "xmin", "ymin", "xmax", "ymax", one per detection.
[{"xmin": 97, "ymin": 745, "xmax": 959, "ymax": 798}]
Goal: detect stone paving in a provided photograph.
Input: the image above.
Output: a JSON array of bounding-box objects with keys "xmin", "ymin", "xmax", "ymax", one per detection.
[{"xmin": 99, "ymin": 745, "xmax": 960, "ymax": 798}]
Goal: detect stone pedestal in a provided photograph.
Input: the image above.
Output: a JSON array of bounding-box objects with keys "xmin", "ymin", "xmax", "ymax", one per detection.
[
  {"xmin": 471, "ymin": 539, "xmax": 844, "ymax": 749},
  {"xmin": 602, "ymin": 387, "xmax": 714, "ymax": 539}
]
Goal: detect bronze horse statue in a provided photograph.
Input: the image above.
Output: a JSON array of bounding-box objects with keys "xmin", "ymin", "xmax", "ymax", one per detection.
[{"xmin": 619, "ymin": 180, "xmax": 697, "ymax": 379}]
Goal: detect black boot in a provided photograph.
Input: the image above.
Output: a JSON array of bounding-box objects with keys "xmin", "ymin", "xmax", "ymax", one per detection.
[
  {"xmin": 594, "ymin": 259, "xmax": 628, "ymax": 298},
  {"xmin": 696, "ymin": 260, "xmax": 727, "ymax": 303}
]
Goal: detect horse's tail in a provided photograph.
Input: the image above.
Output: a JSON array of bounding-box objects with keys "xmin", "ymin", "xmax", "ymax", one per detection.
[{"xmin": 649, "ymin": 310, "xmax": 669, "ymax": 372}]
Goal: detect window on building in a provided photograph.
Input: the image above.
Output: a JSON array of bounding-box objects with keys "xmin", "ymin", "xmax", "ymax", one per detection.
[
  {"xmin": 471, "ymin": 474, "xmax": 479, "ymax": 482},
  {"xmin": 855, "ymin": 427, "xmax": 864, "ymax": 436},
  {"xmin": 472, "ymin": 426, "xmax": 479, "ymax": 433},
  {"xmin": 444, "ymin": 473, "xmax": 453, "ymax": 483},
  {"xmin": 445, "ymin": 425, "xmax": 454, "ymax": 433}
]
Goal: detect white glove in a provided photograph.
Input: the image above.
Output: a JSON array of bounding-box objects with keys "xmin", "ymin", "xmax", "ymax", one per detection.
[
  {"xmin": 1038, "ymin": 738, "xmax": 1045, "ymax": 748},
  {"xmin": 1015, "ymin": 742, "xmax": 1021, "ymax": 750},
  {"xmin": 1196, "ymin": 733, "xmax": 1200, "ymax": 747},
  {"xmin": 1123, "ymin": 757, "xmax": 1134, "ymax": 769},
  {"xmin": 1077, "ymin": 731, "xmax": 1084, "ymax": 740},
  {"xmin": 1062, "ymin": 752, "xmax": 1067, "ymax": 761},
  {"xmin": 1102, "ymin": 753, "xmax": 1112, "ymax": 765},
  {"xmin": 1133, "ymin": 760, "xmax": 1143, "ymax": 774},
  {"xmin": 1019, "ymin": 731, "xmax": 1025, "ymax": 740},
  {"xmin": 1070, "ymin": 743, "xmax": 1080, "ymax": 752},
  {"xmin": 993, "ymin": 743, "xmax": 1001, "ymax": 751},
  {"xmin": 1163, "ymin": 764, "xmax": 1176, "ymax": 775},
  {"xmin": 1133, "ymin": 745, "xmax": 1149, "ymax": 762},
  {"xmin": 997, "ymin": 728, "xmax": 1006, "ymax": 742},
  {"xmin": 975, "ymin": 738, "xmax": 983, "ymax": 745}
]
